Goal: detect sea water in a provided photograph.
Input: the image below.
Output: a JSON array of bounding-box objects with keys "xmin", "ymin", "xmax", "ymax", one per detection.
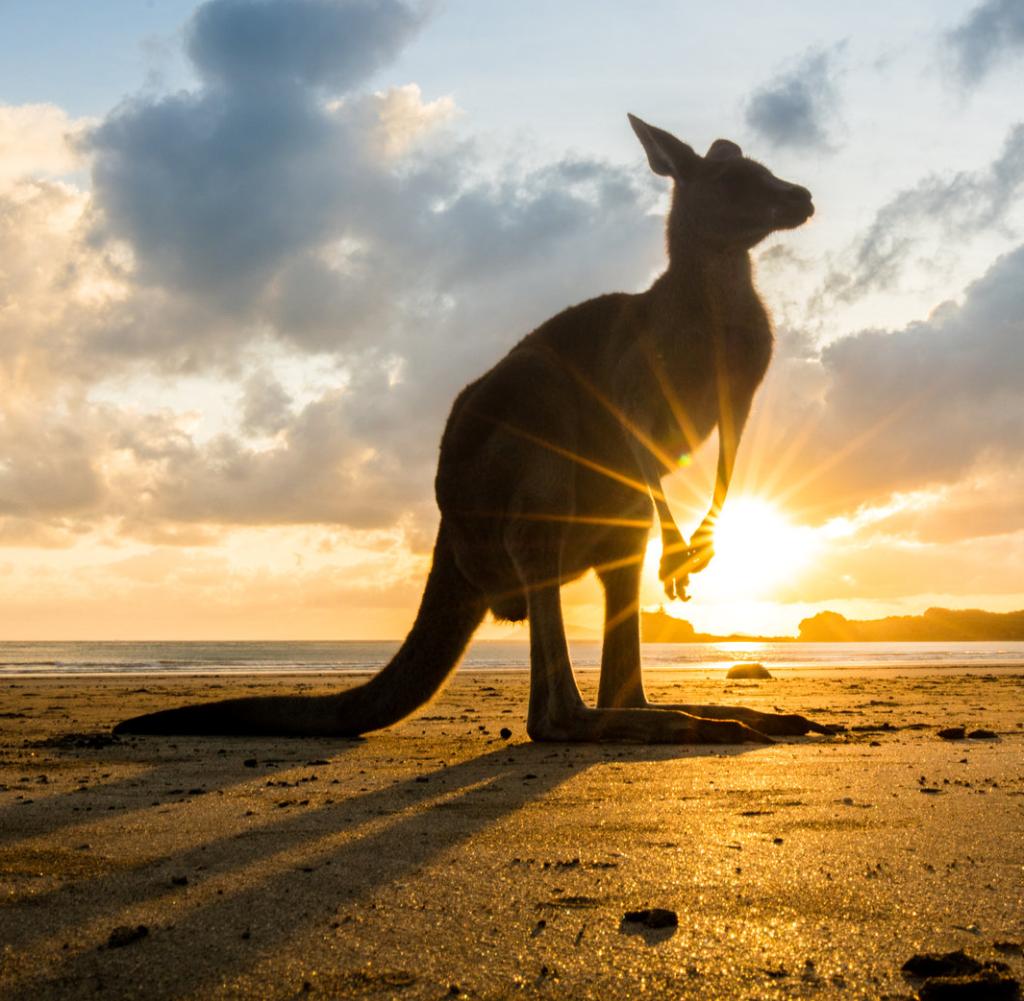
[{"xmin": 0, "ymin": 639, "xmax": 1022, "ymax": 676}]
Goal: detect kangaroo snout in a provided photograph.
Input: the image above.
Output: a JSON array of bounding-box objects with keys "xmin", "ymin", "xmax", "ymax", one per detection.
[{"xmin": 776, "ymin": 183, "xmax": 814, "ymax": 227}]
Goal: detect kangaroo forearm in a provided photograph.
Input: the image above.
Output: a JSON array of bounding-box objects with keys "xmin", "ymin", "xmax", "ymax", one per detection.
[
  {"xmin": 633, "ymin": 443, "xmax": 684, "ymax": 542},
  {"xmin": 705, "ymin": 394, "xmax": 753, "ymax": 524}
]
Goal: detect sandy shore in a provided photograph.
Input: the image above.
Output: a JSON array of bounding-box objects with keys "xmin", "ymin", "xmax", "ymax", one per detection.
[{"xmin": 1, "ymin": 668, "xmax": 1022, "ymax": 999}]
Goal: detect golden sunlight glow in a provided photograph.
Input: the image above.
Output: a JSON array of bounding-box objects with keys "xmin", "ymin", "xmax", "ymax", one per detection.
[{"xmin": 687, "ymin": 497, "xmax": 817, "ymax": 600}]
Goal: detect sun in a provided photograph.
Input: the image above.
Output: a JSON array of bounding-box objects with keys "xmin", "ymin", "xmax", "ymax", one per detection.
[{"xmin": 652, "ymin": 496, "xmax": 818, "ymax": 601}]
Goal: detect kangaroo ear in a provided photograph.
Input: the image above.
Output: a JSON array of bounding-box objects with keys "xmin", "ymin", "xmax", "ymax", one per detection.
[
  {"xmin": 706, "ymin": 138, "xmax": 742, "ymax": 160},
  {"xmin": 627, "ymin": 114, "xmax": 701, "ymax": 181}
]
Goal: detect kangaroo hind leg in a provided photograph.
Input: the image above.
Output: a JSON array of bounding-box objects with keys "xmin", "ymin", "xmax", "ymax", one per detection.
[
  {"xmin": 511, "ymin": 528, "xmax": 767, "ymax": 744},
  {"xmin": 594, "ymin": 550, "xmax": 830, "ymax": 736},
  {"xmin": 594, "ymin": 554, "xmax": 835, "ymax": 736}
]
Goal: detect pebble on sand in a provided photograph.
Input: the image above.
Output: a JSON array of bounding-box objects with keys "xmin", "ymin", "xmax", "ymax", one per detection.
[
  {"xmin": 902, "ymin": 951, "xmax": 983, "ymax": 978},
  {"xmin": 622, "ymin": 908, "xmax": 678, "ymax": 929},
  {"xmin": 107, "ymin": 925, "xmax": 149, "ymax": 949},
  {"xmin": 901, "ymin": 951, "xmax": 1018, "ymax": 1001}
]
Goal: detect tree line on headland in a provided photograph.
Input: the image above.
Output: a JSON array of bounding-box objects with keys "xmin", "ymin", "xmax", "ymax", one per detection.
[{"xmin": 640, "ymin": 607, "xmax": 1024, "ymax": 643}]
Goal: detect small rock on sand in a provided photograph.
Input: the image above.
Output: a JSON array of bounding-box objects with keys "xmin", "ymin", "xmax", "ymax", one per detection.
[
  {"xmin": 726, "ymin": 663, "xmax": 772, "ymax": 680},
  {"xmin": 107, "ymin": 925, "xmax": 149, "ymax": 949},
  {"xmin": 994, "ymin": 942, "xmax": 1023, "ymax": 956},
  {"xmin": 623, "ymin": 908, "xmax": 678, "ymax": 929},
  {"xmin": 902, "ymin": 951, "xmax": 1017, "ymax": 1001},
  {"xmin": 903, "ymin": 951, "xmax": 983, "ymax": 978},
  {"xmin": 937, "ymin": 727, "xmax": 967, "ymax": 741},
  {"xmin": 967, "ymin": 729, "xmax": 998, "ymax": 740}
]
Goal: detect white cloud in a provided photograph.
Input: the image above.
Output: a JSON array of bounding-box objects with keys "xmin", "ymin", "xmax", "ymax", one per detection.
[{"xmin": 0, "ymin": 104, "xmax": 88, "ymax": 191}]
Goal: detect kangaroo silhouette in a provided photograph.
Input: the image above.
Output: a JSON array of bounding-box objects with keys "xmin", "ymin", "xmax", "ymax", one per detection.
[{"xmin": 116, "ymin": 115, "xmax": 828, "ymax": 743}]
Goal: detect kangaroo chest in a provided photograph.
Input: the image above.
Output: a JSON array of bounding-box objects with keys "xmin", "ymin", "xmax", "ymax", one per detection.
[{"xmin": 634, "ymin": 303, "xmax": 773, "ymax": 459}]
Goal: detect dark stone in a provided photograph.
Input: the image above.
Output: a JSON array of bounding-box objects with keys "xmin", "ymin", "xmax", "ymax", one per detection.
[
  {"xmin": 938, "ymin": 727, "xmax": 967, "ymax": 741},
  {"xmin": 902, "ymin": 951, "xmax": 983, "ymax": 978},
  {"xmin": 243, "ymin": 758, "xmax": 258, "ymax": 767},
  {"xmin": 107, "ymin": 925, "xmax": 149, "ymax": 949},
  {"xmin": 967, "ymin": 729, "xmax": 998, "ymax": 740},
  {"xmin": 623, "ymin": 907, "xmax": 678, "ymax": 929},
  {"xmin": 726, "ymin": 662, "xmax": 772, "ymax": 680},
  {"xmin": 499, "ymin": 727, "xmax": 513, "ymax": 739}
]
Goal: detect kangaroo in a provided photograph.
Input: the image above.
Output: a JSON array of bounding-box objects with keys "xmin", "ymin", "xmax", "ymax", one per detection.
[{"xmin": 116, "ymin": 115, "xmax": 828, "ymax": 743}]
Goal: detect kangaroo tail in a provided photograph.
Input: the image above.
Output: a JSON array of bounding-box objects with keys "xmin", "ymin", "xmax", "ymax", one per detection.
[{"xmin": 113, "ymin": 525, "xmax": 487, "ymax": 737}]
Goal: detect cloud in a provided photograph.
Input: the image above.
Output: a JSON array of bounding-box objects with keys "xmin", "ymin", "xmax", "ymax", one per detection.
[
  {"xmin": 946, "ymin": 0, "xmax": 1024, "ymax": 86},
  {"xmin": 0, "ymin": 174, "xmax": 118, "ymax": 387},
  {"xmin": 0, "ymin": 103, "xmax": 87, "ymax": 191},
  {"xmin": 787, "ymin": 527, "xmax": 1024, "ymax": 604},
  {"xmin": 1, "ymin": 0, "xmax": 664, "ymax": 544},
  {"xmin": 775, "ymin": 243, "xmax": 1024, "ymax": 518},
  {"xmin": 84, "ymin": 0, "xmax": 659, "ymax": 362},
  {"xmin": 743, "ymin": 47, "xmax": 843, "ymax": 152},
  {"xmin": 186, "ymin": 0, "xmax": 424, "ymax": 91},
  {"xmin": 817, "ymin": 121, "xmax": 1024, "ymax": 305},
  {"xmin": 848, "ymin": 469, "xmax": 1024, "ymax": 546},
  {"xmin": 239, "ymin": 371, "xmax": 293, "ymax": 437},
  {"xmin": 0, "ymin": 412, "xmax": 103, "ymax": 518}
]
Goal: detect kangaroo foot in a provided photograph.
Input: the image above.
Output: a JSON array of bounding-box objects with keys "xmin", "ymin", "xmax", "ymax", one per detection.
[
  {"xmin": 648, "ymin": 703, "xmax": 837, "ymax": 736},
  {"xmin": 527, "ymin": 705, "xmax": 772, "ymax": 744}
]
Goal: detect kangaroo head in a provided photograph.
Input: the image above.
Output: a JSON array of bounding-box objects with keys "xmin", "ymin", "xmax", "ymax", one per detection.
[{"xmin": 628, "ymin": 113, "xmax": 813, "ymax": 253}]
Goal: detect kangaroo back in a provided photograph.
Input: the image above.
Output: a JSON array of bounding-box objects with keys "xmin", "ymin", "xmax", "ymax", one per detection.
[{"xmin": 114, "ymin": 525, "xmax": 486, "ymax": 736}]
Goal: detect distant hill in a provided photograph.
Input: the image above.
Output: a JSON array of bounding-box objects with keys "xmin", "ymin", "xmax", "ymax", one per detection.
[
  {"xmin": 640, "ymin": 610, "xmax": 787, "ymax": 643},
  {"xmin": 797, "ymin": 608, "xmax": 1024, "ymax": 642},
  {"xmin": 641, "ymin": 611, "xmax": 699, "ymax": 642},
  {"xmin": 640, "ymin": 606, "xmax": 1024, "ymax": 643}
]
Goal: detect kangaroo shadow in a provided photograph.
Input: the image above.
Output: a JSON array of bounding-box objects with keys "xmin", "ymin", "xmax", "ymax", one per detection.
[
  {"xmin": 4, "ymin": 739, "xmax": 763, "ymax": 999},
  {"xmin": 0, "ymin": 728, "xmax": 364, "ymax": 850}
]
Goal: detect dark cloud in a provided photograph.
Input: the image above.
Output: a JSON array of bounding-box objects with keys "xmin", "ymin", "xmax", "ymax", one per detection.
[
  {"xmin": 187, "ymin": 0, "xmax": 423, "ymax": 91},
  {"xmin": 88, "ymin": 86, "xmax": 353, "ymax": 308},
  {"xmin": 946, "ymin": 0, "xmax": 1024, "ymax": 85},
  {"xmin": 743, "ymin": 48, "xmax": 843, "ymax": 152},
  {"xmin": 84, "ymin": 0, "xmax": 660, "ymax": 362},
  {"xmin": 818, "ymin": 122, "xmax": 1024, "ymax": 304}
]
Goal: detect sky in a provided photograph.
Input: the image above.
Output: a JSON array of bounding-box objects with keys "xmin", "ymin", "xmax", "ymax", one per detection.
[{"xmin": 0, "ymin": 0, "xmax": 1022, "ymax": 640}]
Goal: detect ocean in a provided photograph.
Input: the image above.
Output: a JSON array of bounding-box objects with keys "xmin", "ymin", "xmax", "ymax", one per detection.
[{"xmin": 1, "ymin": 639, "xmax": 1022, "ymax": 676}]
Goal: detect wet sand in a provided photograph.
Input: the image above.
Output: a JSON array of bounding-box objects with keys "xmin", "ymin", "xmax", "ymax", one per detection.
[{"xmin": 1, "ymin": 668, "xmax": 1022, "ymax": 999}]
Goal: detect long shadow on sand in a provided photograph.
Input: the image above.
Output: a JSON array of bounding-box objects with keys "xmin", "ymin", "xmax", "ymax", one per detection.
[
  {"xmin": 3, "ymin": 738, "xmax": 766, "ymax": 999},
  {"xmin": 0, "ymin": 728, "xmax": 363, "ymax": 850}
]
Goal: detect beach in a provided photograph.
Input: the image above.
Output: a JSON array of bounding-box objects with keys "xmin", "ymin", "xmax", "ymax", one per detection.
[{"xmin": 1, "ymin": 668, "xmax": 1022, "ymax": 1000}]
